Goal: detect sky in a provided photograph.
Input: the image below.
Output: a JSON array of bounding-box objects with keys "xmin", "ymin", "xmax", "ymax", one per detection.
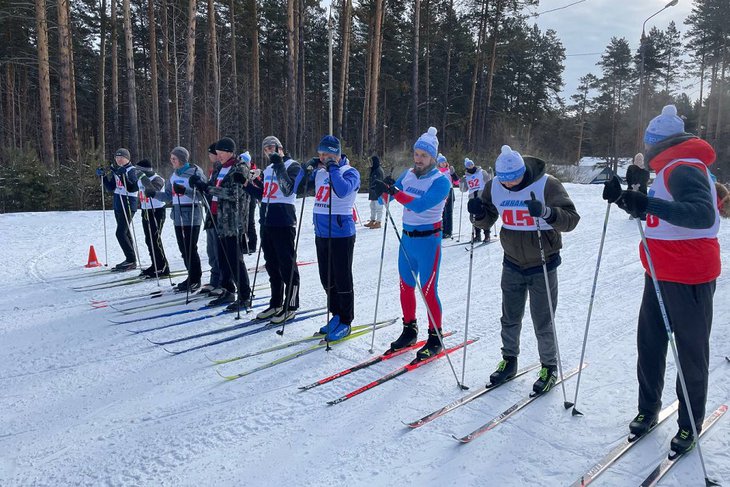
[{"xmin": 531, "ymin": 0, "xmax": 696, "ymax": 100}]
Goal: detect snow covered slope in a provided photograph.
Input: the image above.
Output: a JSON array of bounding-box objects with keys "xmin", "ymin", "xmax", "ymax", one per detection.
[{"xmin": 1, "ymin": 184, "xmax": 728, "ymax": 486}]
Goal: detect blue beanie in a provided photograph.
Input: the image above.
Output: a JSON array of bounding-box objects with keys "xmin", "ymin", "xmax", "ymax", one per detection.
[
  {"xmin": 437, "ymin": 153, "xmax": 447, "ymax": 164},
  {"xmin": 464, "ymin": 158, "xmax": 475, "ymax": 169},
  {"xmin": 495, "ymin": 145, "xmax": 526, "ymax": 181},
  {"xmin": 414, "ymin": 127, "xmax": 439, "ymax": 159},
  {"xmin": 239, "ymin": 151, "xmax": 251, "ymax": 164},
  {"xmin": 644, "ymin": 105, "xmax": 685, "ymax": 145},
  {"xmin": 317, "ymin": 135, "xmax": 341, "ymax": 156}
]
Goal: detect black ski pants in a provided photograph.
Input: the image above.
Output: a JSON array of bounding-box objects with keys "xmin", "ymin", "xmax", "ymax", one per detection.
[
  {"xmin": 217, "ymin": 235, "xmax": 251, "ymax": 302},
  {"xmin": 261, "ymin": 225, "xmax": 299, "ymax": 310},
  {"xmin": 114, "ymin": 207, "xmax": 137, "ymax": 262},
  {"xmin": 441, "ymin": 188, "xmax": 455, "ymax": 236},
  {"xmin": 141, "ymin": 208, "xmax": 169, "ymax": 272},
  {"xmin": 315, "ymin": 235, "xmax": 356, "ymax": 325},
  {"xmin": 174, "ymin": 224, "xmax": 202, "ymax": 285},
  {"xmin": 246, "ymin": 198, "xmax": 258, "ymax": 253},
  {"xmin": 637, "ymin": 274, "xmax": 715, "ymax": 431}
]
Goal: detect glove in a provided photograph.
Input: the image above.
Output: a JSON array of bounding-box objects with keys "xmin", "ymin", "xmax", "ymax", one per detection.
[
  {"xmin": 252, "ymin": 168, "xmax": 262, "ymax": 179},
  {"xmin": 326, "ymin": 158, "xmax": 339, "ymax": 172},
  {"xmin": 305, "ymin": 157, "xmax": 320, "ymax": 172},
  {"xmin": 231, "ymin": 171, "xmax": 247, "ymax": 185},
  {"xmin": 525, "ymin": 195, "xmax": 552, "ymax": 219},
  {"xmin": 372, "ymin": 179, "xmax": 397, "ymax": 196},
  {"xmin": 616, "ymin": 190, "xmax": 648, "ymax": 218},
  {"xmin": 188, "ymin": 174, "xmax": 208, "ymax": 192},
  {"xmin": 96, "ymin": 167, "xmax": 105, "ymax": 177},
  {"xmin": 467, "ymin": 197, "xmax": 486, "ymax": 219},
  {"xmin": 384, "ymin": 176, "xmax": 396, "ymax": 186},
  {"xmin": 172, "ymin": 183, "xmax": 187, "ymax": 196},
  {"xmin": 269, "ymin": 153, "xmax": 284, "ymax": 167},
  {"xmin": 602, "ymin": 175, "xmax": 622, "ymax": 203},
  {"xmin": 144, "ymin": 188, "xmax": 157, "ymax": 199}
]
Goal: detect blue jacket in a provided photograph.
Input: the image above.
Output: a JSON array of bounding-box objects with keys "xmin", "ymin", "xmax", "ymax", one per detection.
[{"xmin": 311, "ymin": 159, "xmax": 361, "ymax": 238}]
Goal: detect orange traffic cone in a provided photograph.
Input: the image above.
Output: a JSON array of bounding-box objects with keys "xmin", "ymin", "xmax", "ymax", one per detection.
[
  {"xmin": 352, "ymin": 207, "xmax": 358, "ymax": 223},
  {"xmin": 85, "ymin": 245, "xmax": 102, "ymax": 268}
]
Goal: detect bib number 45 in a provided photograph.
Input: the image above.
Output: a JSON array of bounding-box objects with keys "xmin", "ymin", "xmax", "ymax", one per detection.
[{"xmin": 502, "ymin": 208, "xmax": 535, "ymax": 227}]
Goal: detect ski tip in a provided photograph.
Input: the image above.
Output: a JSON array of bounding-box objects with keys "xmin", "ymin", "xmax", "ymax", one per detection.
[
  {"xmin": 705, "ymin": 478, "xmax": 722, "ymax": 487},
  {"xmin": 564, "ymin": 401, "xmax": 574, "ymax": 409},
  {"xmin": 451, "ymin": 434, "xmax": 470, "ymax": 444},
  {"xmin": 571, "ymin": 408, "xmax": 584, "ymax": 417},
  {"xmin": 403, "ymin": 420, "xmax": 421, "ymax": 429},
  {"xmin": 162, "ymin": 347, "xmax": 177, "ymax": 355},
  {"xmin": 459, "ymin": 383, "xmax": 470, "ymax": 391},
  {"xmin": 326, "ymin": 400, "xmax": 336, "ymax": 406}
]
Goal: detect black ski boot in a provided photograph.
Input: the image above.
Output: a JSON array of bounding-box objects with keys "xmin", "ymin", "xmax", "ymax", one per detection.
[
  {"xmin": 414, "ymin": 329, "xmax": 444, "ymax": 361},
  {"xmin": 670, "ymin": 427, "xmax": 696, "ymax": 456},
  {"xmin": 209, "ymin": 290, "xmax": 235, "ymax": 306},
  {"xmin": 387, "ymin": 320, "xmax": 418, "ymax": 353},
  {"xmin": 532, "ymin": 364, "xmax": 558, "ymax": 396},
  {"xmin": 488, "ymin": 356, "xmax": 518, "ymax": 386},
  {"xmin": 628, "ymin": 411, "xmax": 659, "ymax": 440},
  {"xmin": 113, "ymin": 260, "xmax": 136, "ymax": 272}
]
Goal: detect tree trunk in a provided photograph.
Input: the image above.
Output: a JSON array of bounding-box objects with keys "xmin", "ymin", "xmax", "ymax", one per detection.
[
  {"xmin": 424, "ymin": 0, "xmax": 430, "ymax": 124},
  {"xmin": 441, "ymin": 0, "xmax": 453, "ymax": 146},
  {"xmin": 411, "ymin": 0, "xmax": 420, "ymax": 139},
  {"xmin": 466, "ymin": 0, "xmax": 488, "ymax": 149},
  {"xmin": 368, "ymin": 0, "xmax": 384, "ymax": 151},
  {"xmin": 57, "ymin": 0, "xmax": 80, "ymax": 163},
  {"xmin": 5, "ymin": 64, "xmax": 16, "ymax": 149},
  {"xmin": 111, "ymin": 0, "xmax": 119, "ymax": 150},
  {"xmin": 482, "ymin": 0, "xmax": 502, "ymax": 149},
  {"xmin": 297, "ymin": 0, "xmax": 305, "ymax": 155},
  {"xmin": 230, "ymin": 0, "xmax": 241, "ymax": 143},
  {"xmin": 336, "ymin": 0, "xmax": 352, "ymax": 139},
  {"xmin": 705, "ymin": 61, "xmax": 718, "ymax": 140},
  {"xmin": 251, "ymin": 0, "xmax": 261, "ymax": 159},
  {"xmin": 713, "ymin": 42, "xmax": 727, "ymax": 142},
  {"xmin": 360, "ymin": 14, "xmax": 374, "ymax": 153},
  {"xmin": 286, "ymin": 0, "xmax": 298, "ymax": 149},
  {"xmin": 208, "ymin": 0, "xmax": 220, "ymax": 136},
  {"xmin": 697, "ymin": 50, "xmax": 706, "ymax": 138},
  {"xmin": 181, "ymin": 0, "xmax": 198, "ymax": 148},
  {"xmin": 35, "ymin": 0, "xmax": 55, "ymax": 167},
  {"xmin": 148, "ymin": 0, "xmax": 160, "ymax": 162},
  {"xmin": 160, "ymin": 0, "xmax": 171, "ymax": 159},
  {"xmin": 122, "ymin": 0, "xmax": 139, "ymax": 157}
]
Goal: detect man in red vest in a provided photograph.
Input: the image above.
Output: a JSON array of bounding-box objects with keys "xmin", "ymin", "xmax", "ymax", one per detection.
[{"xmin": 603, "ymin": 105, "xmax": 721, "ymax": 456}]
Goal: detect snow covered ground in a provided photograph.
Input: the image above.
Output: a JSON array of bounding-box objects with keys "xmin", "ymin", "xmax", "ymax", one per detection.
[{"xmin": 1, "ymin": 184, "xmax": 729, "ymax": 486}]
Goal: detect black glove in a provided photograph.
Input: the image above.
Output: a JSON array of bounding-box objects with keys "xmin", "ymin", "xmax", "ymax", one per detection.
[
  {"xmin": 306, "ymin": 157, "xmax": 320, "ymax": 172},
  {"xmin": 384, "ymin": 176, "xmax": 396, "ymax": 186},
  {"xmin": 616, "ymin": 190, "xmax": 648, "ymax": 218},
  {"xmin": 525, "ymin": 193, "xmax": 552, "ymax": 219},
  {"xmin": 172, "ymin": 183, "xmax": 187, "ymax": 196},
  {"xmin": 467, "ymin": 197, "xmax": 486, "ymax": 219},
  {"xmin": 144, "ymin": 187, "xmax": 157, "ymax": 199},
  {"xmin": 231, "ymin": 171, "xmax": 247, "ymax": 185},
  {"xmin": 188, "ymin": 174, "xmax": 208, "ymax": 192},
  {"xmin": 602, "ymin": 175, "xmax": 622, "ymax": 203},
  {"xmin": 372, "ymin": 179, "xmax": 397, "ymax": 196},
  {"xmin": 326, "ymin": 158, "xmax": 339, "ymax": 172},
  {"xmin": 269, "ymin": 153, "xmax": 283, "ymax": 167}
]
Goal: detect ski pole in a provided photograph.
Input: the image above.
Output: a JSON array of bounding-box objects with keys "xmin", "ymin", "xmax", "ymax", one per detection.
[
  {"xmin": 353, "ymin": 200, "xmax": 364, "ymax": 227},
  {"xmin": 99, "ymin": 175, "xmax": 109, "ymax": 266},
  {"xmin": 234, "ymin": 183, "xmax": 243, "ymax": 320},
  {"xmin": 121, "ymin": 173, "xmax": 142, "ymax": 267},
  {"xmin": 384, "ymin": 204, "xmax": 468, "ymax": 390},
  {"xmin": 325, "ymin": 175, "xmax": 334, "ymax": 350},
  {"xmin": 368, "ymin": 196, "xmax": 390, "ymax": 353},
  {"xmin": 185, "ymin": 187, "xmax": 198, "ymax": 305},
  {"xmin": 636, "ymin": 218, "xmax": 717, "ymax": 486},
  {"xmin": 277, "ymin": 167, "xmax": 311, "ymax": 336},
  {"xmin": 199, "ymin": 194, "xmax": 239, "ymax": 298},
  {"xmin": 149, "ymin": 205, "xmax": 174, "ymax": 287},
  {"xmin": 530, "ymin": 191, "xmax": 569, "ymax": 407},
  {"xmin": 459, "ymin": 224, "xmax": 476, "ymax": 385},
  {"xmin": 457, "ymin": 189, "xmax": 464, "ymax": 242},
  {"xmin": 248, "ymin": 179, "xmax": 273, "ymax": 309},
  {"xmin": 143, "ymin": 206, "xmax": 161, "ymax": 287},
  {"xmin": 569, "ymin": 202, "xmax": 611, "ymax": 415},
  {"xmin": 175, "ymin": 192, "xmax": 189, "ymax": 292}
]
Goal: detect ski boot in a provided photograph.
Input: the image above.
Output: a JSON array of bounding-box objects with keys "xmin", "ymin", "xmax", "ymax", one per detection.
[
  {"xmin": 256, "ymin": 306, "xmax": 282, "ymax": 320},
  {"xmin": 488, "ymin": 356, "xmax": 518, "ymax": 386},
  {"xmin": 531, "ymin": 364, "xmax": 558, "ymax": 396},
  {"xmin": 318, "ymin": 315, "xmax": 340, "ymax": 336},
  {"xmin": 414, "ymin": 329, "xmax": 444, "ymax": 361},
  {"xmin": 387, "ymin": 319, "xmax": 418, "ymax": 354},
  {"xmin": 270, "ymin": 308, "xmax": 296, "ymax": 324},
  {"xmin": 628, "ymin": 411, "xmax": 658, "ymax": 441},
  {"xmin": 325, "ymin": 320, "xmax": 351, "ymax": 342},
  {"xmin": 112, "ymin": 259, "xmax": 137, "ymax": 272},
  {"xmin": 209, "ymin": 290, "xmax": 235, "ymax": 306},
  {"xmin": 670, "ymin": 428, "xmax": 696, "ymax": 456}
]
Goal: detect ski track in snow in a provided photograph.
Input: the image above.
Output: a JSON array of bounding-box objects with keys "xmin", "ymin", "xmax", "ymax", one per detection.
[{"xmin": 1, "ymin": 186, "xmax": 729, "ymax": 486}]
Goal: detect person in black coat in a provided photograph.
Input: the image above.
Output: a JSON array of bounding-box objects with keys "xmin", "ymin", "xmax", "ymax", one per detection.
[
  {"xmin": 366, "ymin": 155, "xmax": 385, "ymax": 229},
  {"xmin": 626, "ymin": 153, "xmax": 651, "ymax": 220}
]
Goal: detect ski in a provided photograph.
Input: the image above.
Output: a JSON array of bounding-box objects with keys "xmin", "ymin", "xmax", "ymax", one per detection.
[
  {"xmin": 639, "ymin": 404, "xmax": 727, "ymax": 487},
  {"xmin": 73, "ymin": 269, "xmax": 190, "ymax": 292},
  {"xmin": 216, "ymin": 319, "xmax": 398, "ymax": 381},
  {"xmin": 110, "ymin": 293, "xmax": 208, "ymax": 314},
  {"xmin": 207, "ymin": 320, "xmax": 394, "ymax": 365},
  {"xmin": 569, "ymin": 400, "xmax": 679, "ymax": 487},
  {"xmin": 463, "ymin": 240, "xmax": 496, "ymax": 251},
  {"xmin": 404, "ymin": 363, "xmax": 541, "ymax": 429},
  {"xmin": 163, "ymin": 310, "xmax": 331, "ymax": 355},
  {"xmin": 109, "ymin": 296, "xmax": 267, "ymax": 325},
  {"xmin": 451, "ymin": 363, "xmax": 586, "ymax": 444},
  {"xmin": 725, "ymin": 356, "xmax": 729, "ymax": 362},
  {"xmin": 298, "ymin": 331, "xmax": 456, "ymax": 391},
  {"xmin": 327, "ymin": 338, "xmax": 479, "ymax": 406},
  {"xmin": 149, "ymin": 306, "xmax": 329, "ymax": 346}
]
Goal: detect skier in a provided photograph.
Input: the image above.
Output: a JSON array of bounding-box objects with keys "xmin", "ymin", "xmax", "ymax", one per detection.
[
  {"xmin": 436, "ymin": 154, "xmax": 459, "ymax": 238},
  {"xmin": 365, "ymin": 155, "xmax": 385, "ymax": 229},
  {"xmin": 100, "ymin": 148, "xmax": 139, "ymax": 271},
  {"xmin": 239, "ymin": 151, "xmax": 258, "ymax": 254},
  {"xmin": 129, "ymin": 159, "xmax": 169, "ymax": 278},
  {"xmin": 716, "ymin": 180, "xmax": 730, "ymax": 218},
  {"xmin": 459, "ymin": 158, "xmax": 487, "ymax": 242},
  {"xmin": 467, "ymin": 145, "xmax": 580, "ymax": 395},
  {"xmin": 242, "ymin": 136, "xmax": 304, "ymax": 324},
  {"xmin": 602, "ymin": 105, "xmax": 720, "ymax": 455},
  {"xmin": 305, "ymin": 136, "xmax": 361, "ymax": 340},
  {"xmin": 372, "ymin": 127, "xmax": 451, "ymax": 361},
  {"xmin": 190, "ymin": 137, "xmax": 251, "ymax": 310},
  {"xmin": 626, "ymin": 152, "xmax": 651, "ymax": 221},
  {"xmin": 158, "ymin": 146, "xmax": 207, "ymax": 293},
  {"xmin": 199, "ymin": 142, "xmax": 224, "ymax": 297}
]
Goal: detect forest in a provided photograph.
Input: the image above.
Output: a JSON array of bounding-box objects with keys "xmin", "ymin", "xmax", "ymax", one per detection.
[{"xmin": 0, "ymin": 0, "xmax": 728, "ymax": 211}]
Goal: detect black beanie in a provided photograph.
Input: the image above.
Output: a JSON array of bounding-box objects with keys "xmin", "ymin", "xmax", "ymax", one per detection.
[
  {"xmin": 216, "ymin": 137, "xmax": 235, "ymax": 154},
  {"xmin": 208, "ymin": 143, "xmax": 218, "ymax": 155}
]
